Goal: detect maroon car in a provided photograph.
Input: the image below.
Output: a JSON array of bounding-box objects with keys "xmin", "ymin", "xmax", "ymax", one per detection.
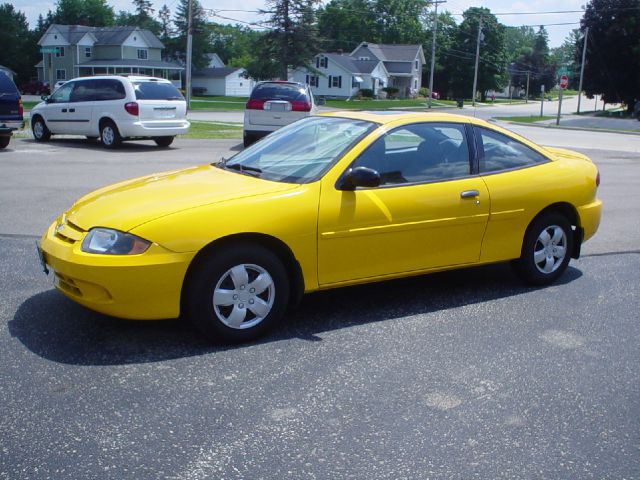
[{"xmin": 19, "ymin": 80, "xmax": 50, "ymax": 96}]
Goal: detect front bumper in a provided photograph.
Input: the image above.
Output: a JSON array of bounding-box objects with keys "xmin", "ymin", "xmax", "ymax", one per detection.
[
  {"xmin": 119, "ymin": 120, "xmax": 190, "ymax": 138},
  {"xmin": 39, "ymin": 220, "xmax": 195, "ymax": 320}
]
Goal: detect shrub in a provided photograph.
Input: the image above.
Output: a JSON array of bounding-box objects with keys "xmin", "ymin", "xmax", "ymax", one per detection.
[
  {"xmin": 359, "ymin": 88, "xmax": 374, "ymax": 98},
  {"xmin": 382, "ymin": 87, "xmax": 399, "ymax": 99},
  {"xmin": 419, "ymin": 87, "xmax": 429, "ymax": 98}
]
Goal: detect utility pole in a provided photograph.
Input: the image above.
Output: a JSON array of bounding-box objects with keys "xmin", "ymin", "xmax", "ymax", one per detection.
[
  {"xmin": 185, "ymin": 0, "xmax": 193, "ymax": 109},
  {"xmin": 577, "ymin": 26, "xmax": 589, "ymax": 114},
  {"xmin": 428, "ymin": 0, "xmax": 446, "ymax": 109},
  {"xmin": 525, "ymin": 71, "xmax": 530, "ymax": 103},
  {"xmin": 471, "ymin": 17, "xmax": 483, "ymax": 107}
]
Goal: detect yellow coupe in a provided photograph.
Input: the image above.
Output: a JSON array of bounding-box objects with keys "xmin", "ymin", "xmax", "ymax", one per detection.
[{"xmin": 39, "ymin": 112, "xmax": 602, "ymax": 342}]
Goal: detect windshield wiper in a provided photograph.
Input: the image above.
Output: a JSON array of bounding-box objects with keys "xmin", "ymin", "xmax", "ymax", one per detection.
[{"xmin": 225, "ymin": 163, "xmax": 262, "ymax": 177}]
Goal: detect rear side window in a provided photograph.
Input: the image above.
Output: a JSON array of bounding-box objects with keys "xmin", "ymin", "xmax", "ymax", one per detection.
[
  {"xmin": 476, "ymin": 127, "xmax": 549, "ymax": 173},
  {"xmin": 250, "ymin": 83, "xmax": 308, "ymax": 102},
  {"xmin": 0, "ymin": 72, "xmax": 18, "ymax": 95},
  {"xmin": 71, "ymin": 79, "xmax": 126, "ymax": 102},
  {"xmin": 133, "ymin": 81, "xmax": 183, "ymax": 100}
]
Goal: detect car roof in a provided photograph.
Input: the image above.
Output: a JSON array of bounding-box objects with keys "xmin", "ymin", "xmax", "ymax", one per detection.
[
  {"xmin": 69, "ymin": 75, "xmax": 171, "ymax": 83},
  {"xmin": 318, "ymin": 110, "xmax": 491, "ymax": 127}
]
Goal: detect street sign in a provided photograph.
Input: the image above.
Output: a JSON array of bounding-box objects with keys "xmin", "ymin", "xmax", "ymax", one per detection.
[
  {"xmin": 39, "ymin": 47, "xmax": 57, "ymax": 54},
  {"xmin": 559, "ymin": 75, "xmax": 569, "ymax": 89},
  {"xmin": 556, "ymin": 66, "xmax": 570, "ymax": 77}
]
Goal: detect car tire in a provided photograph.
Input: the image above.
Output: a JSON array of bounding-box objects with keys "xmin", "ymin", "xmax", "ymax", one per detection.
[
  {"xmin": 31, "ymin": 116, "xmax": 51, "ymax": 142},
  {"xmin": 514, "ymin": 213, "xmax": 573, "ymax": 286},
  {"xmin": 154, "ymin": 136, "xmax": 174, "ymax": 148},
  {"xmin": 243, "ymin": 132, "xmax": 255, "ymax": 148},
  {"xmin": 0, "ymin": 136, "xmax": 10, "ymax": 149},
  {"xmin": 100, "ymin": 120, "xmax": 122, "ymax": 149},
  {"xmin": 186, "ymin": 244, "xmax": 290, "ymax": 343}
]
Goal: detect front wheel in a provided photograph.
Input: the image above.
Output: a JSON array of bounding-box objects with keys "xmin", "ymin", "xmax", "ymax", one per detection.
[
  {"xmin": 186, "ymin": 244, "xmax": 290, "ymax": 343},
  {"xmin": 514, "ymin": 213, "xmax": 573, "ymax": 286},
  {"xmin": 32, "ymin": 116, "xmax": 51, "ymax": 142},
  {"xmin": 0, "ymin": 136, "xmax": 10, "ymax": 149},
  {"xmin": 154, "ymin": 136, "xmax": 174, "ymax": 147}
]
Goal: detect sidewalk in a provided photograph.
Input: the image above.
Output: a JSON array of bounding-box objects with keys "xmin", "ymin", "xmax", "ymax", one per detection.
[{"xmin": 510, "ymin": 113, "xmax": 640, "ymax": 135}]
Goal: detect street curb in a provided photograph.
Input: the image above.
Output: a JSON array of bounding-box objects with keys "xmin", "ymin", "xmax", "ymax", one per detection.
[{"xmin": 491, "ymin": 119, "xmax": 640, "ymax": 136}]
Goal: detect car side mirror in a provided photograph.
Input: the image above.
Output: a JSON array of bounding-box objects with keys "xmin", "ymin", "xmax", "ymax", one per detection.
[
  {"xmin": 337, "ymin": 166, "xmax": 381, "ymax": 191},
  {"xmin": 41, "ymin": 95, "xmax": 50, "ymax": 102}
]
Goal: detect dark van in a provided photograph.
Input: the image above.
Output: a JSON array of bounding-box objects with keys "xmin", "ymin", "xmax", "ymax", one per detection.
[{"xmin": 0, "ymin": 72, "xmax": 25, "ymax": 149}]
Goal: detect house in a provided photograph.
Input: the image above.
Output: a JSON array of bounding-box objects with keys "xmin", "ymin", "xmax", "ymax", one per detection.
[
  {"xmin": 37, "ymin": 24, "xmax": 184, "ymax": 87},
  {"xmin": 290, "ymin": 42, "xmax": 425, "ymax": 99},
  {"xmin": 191, "ymin": 55, "xmax": 255, "ymax": 96}
]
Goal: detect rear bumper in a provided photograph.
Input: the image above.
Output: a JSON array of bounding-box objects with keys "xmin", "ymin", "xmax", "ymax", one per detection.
[
  {"xmin": 578, "ymin": 199, "xmax": 602, "ymax": 243},
  {"xmin": 0, "ymin": 119, "xmax": 25, "ymax": 135},
  {"xmin": 119, "ymin": 120, "xmax": 190, "ymax": 138}
]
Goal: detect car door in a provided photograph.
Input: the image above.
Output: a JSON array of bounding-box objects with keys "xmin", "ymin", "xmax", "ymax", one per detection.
[
  {"xmin": 41, "ymin": 82, "xmax": 74, "ymax": 134},
  {"xmin": 317, "ymin": 122, "xmax": 490, "ymax": 286},
  {"xmin": 65, "ymin": 80, "xmax": 97, "ymax": 135}
]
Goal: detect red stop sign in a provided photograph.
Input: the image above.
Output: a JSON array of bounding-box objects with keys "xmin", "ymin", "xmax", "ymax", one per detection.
[{"xmin": 560, "ymin": 75, "xmax": 569, "ymax": 89}]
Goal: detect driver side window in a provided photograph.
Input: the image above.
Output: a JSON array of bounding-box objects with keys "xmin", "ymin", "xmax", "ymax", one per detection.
[
  {"xmin": 352, "ymin": 122, "xmax": 471, "ymax": 185},
  {"xmin": 49, "ymin": 82, "xmax": 74, "ymax": 103}
]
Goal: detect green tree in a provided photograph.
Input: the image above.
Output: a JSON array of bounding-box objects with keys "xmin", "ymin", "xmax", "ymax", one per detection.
[
  {"xmin": 158, "ymin": 4, "xmax": 172, "ymax": 41},
  {"xmin": 169, "ymin": 0, "xmax": 211, "ymax": 69},
  {"xmin": 426, "ymin": 11, "xmax": 457, "ymax": 98},
  {"xmin": 247, "ymin": 0, "xmax": 320, "ymax": 80},
  {"xmin": 550, "ymin": 29, "xmax": 581, "ymax": 89},
  {"xmin": 579, "ymin": 0, "xmax": 640, "ymax": 111},
  {"xmin": 373, "ymin": 0, "xmax": 427, "ymax": 44},
  {"xmin": 511, "ymin": 26, "xmax": 554, "ymax": 98},
  {"xmin": 0, "ymin": 4, "xmax": 41, "ymax": 84},
  {"xmin": 317, "ymin": 0, "xmax": 379, "ymax": 51},
  {"xmin": 51, "ymin": 0, "xmax": 115, "ymax": 26}
]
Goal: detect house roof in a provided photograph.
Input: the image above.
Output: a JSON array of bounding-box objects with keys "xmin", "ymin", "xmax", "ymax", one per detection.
[
  {"xmin": 192, "ymin": 67, "xmax": 243, "ymax": 78},
  {"xmin": 78, "ymin": 59, "xmax": 183, "ymax": 70},
  {"xmin": 42, "ymin": 24, "xmax": 164, "ymax": 49},
  {"xmin": 382, "ymin": 61, "xmax": 413, "ymax": 74},
  {"xmin": 351, "ymin": 42, "xmax": 424, "ymax": 63},
  {"xmin": 325, "ymin": 54, "xmax": 381, "ymax": 74}
]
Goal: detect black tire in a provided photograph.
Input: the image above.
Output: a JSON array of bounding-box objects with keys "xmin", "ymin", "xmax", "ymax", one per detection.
[
  {"xmin": 154, "ymin": 136, "xmax": 174, "ymax": 147},
  {"xmin": 0, "ymin": 136, "xmax": 10, "ymax": 149},
  {"xmin": 99, "ymin": 120, "xmax": 122, "ymax": 148},
  {"xmin": 31, "ymin": 116, "xmax": 51, "ymax": 142},
  {"xmin": 243, "ymin": 132, "xmax": 254, "ymax": 148},
  {"xmin": 186, "ymin": 244, "xmax": 290, "ymax": 343},
  {"xmin": 514, "ymin": 213, "xmax": 573, "ymax": 286}
]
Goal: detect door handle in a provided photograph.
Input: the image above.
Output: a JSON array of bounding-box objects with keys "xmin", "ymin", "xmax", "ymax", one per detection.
[
  {"xmin": 460, "ymin": 190, "xmax": 480, "ymax": 198},
  {"xmin": 69, "ymin": 108, "xmax": 75, "ymax": 112},
  {"xmin": 61, "ymin": 108, "xmax": 67, "ymax": 113}
]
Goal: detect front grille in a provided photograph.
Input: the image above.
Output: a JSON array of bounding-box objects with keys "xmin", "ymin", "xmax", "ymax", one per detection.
[
  {"xmin": 54, "ymin": 219, "xmax": 85, "ymax": 244},
  {"xmin": 54, "ymin": 272, "xmax": 82, "ymax": 297}
]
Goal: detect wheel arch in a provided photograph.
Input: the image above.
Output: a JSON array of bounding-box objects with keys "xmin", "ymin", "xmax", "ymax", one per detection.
[
  {"xmin": 526, "ymin": 202, "xmax": 583, "ymax": 259},
  {"xmin": 180, "ymin": 233, "xmax": 305, "ymax": 315}
]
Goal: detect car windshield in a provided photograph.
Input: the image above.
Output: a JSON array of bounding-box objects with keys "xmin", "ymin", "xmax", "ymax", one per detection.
[
  {"xmin": 220, "ymin": 116, "xmax": 376, "ymax": 184},
  {"xmin": 133, "ymin": 81, "xmax": 184, "ymax": 100},
  {"xmin": 250, "ymin": 83, "xmax": 308, "ymax": 102}
]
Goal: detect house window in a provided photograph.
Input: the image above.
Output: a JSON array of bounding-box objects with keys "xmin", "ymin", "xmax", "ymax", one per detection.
[
  {"xmin": 316, "ymin": 56, "xmax": 328, "ymax": 68},
  {"xmin": 55, "ymin": 46, "xmax": 65, "ymax": 57},
  {"xmin": 137, "ymin": 49, "xmax": 148, "ymax": 60},
  {"xmin": 359, "ymin": 56, "xmax": 370, "ymax": 60},
  {"xmin": 329, "ymin": 75, "xmax": 342, "ymax": 88},
  {"xmin": 84, "ymin": 47, "xmax": 92, "ymax": 58},
  {"xmin": 414, "ymin": 79, "xmax": 418, "ymax": 89},
  {"xmin": 305, "ymin": 75, "xmax": 319, "ymax": 87},
  {"xmin": 352, "ymin": 76, "xmax": 360, "ymax": 88},
  {"xmin": 415, "ymin": 60, "xmax": 419, "ymax": 70},
  {"xmin": 56, "ymin": 69, "xmax": 66, "ymax": 80}
]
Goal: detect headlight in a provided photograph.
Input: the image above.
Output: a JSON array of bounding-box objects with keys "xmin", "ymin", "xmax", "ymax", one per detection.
[{"xmin": 81, "ymin": 228, "xmax": 151, "ymax": 255}]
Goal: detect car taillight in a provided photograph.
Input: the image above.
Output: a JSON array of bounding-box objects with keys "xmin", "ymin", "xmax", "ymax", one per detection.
[
  {"xmin": 291, "ymin": 100, "xmax": 311, "ymax": 112},
  {"xmin": 18, "ymin": 98, "xmax": 23, "ymax": 117},
  {"xmin": 596, "ymin": 170, "xmax": 600, "ymax": 187},
  {"xmin": 246, "ymin": 99, "xmax": 265, "ymax": 110},
  {"xmin": 124, "ymin": 102, "xmax": 139, "ymax": 116}
]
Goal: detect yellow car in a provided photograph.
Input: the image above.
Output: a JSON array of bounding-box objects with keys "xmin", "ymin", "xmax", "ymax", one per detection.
[{"xmin": 39, "ymin": 112, "xmax": 602, "ymax": 342}]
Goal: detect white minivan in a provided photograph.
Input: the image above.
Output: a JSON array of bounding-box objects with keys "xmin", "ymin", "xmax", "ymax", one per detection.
[{"xmin": 30, "ymin": 75, "xmax": 190, "ymax": 148}]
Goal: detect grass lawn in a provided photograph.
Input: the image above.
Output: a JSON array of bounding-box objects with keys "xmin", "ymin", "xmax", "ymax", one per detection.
[
  {"xmin": 325, "ymin": 98, "xmax": 460, "ymax": 110},
  {"xmin": 22, "ymin": 101, "xmax": 40, "ymax": 111},
  {"xmin": 181, "ymin": 120, "xmax": 242, "ymax": 140},
  {"xmin": 189, "ymin": 96, "xmax": 247, "ymax": 111},
  {"xmin": 495, "ymin": 115, "xmax": 556, "ymax": 123}
]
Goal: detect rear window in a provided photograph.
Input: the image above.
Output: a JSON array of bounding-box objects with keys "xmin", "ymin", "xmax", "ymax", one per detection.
[
  {"xmin": 0, "ymin": 72, "xmax": 18, "ymax": 95},
  {"xmin": 250, "ymin": 83, "xmax": 308, "ymax": 102},
  {"xmin": 133, "ymin": 81, "xmax": 183, "ymax": 100}
]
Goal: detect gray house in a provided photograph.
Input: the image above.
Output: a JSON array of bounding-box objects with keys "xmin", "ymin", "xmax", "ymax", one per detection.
[{"xmin": 37, "ymin": 24, "xmax": 184, "ymax": 87}]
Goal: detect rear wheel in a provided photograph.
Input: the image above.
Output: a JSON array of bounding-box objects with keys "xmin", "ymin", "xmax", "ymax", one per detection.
[
  {"xmin": 100, "ymin": 120, "xmax": 122, "ymax": 148},
  {"xmin": 32, "ymin": 116, "xmax": 51, "ymax": 142},
  {"xmin": 0, "ymin": 136, "xmax": 10, "ymax": 149},
  {"xmin": 243, "ymin": 132, "xmax": 255, "ymax": 148},
  {"xmin": 186, "ymin": 244, "xmax": 290, "ymax": 343},
  {"xmin": 154, "ymin": 136, "xmax": 174, "ymax": 147},
  {"xmin": 514, "ymin": 213, "xmax": 573, "ymax": 286}
]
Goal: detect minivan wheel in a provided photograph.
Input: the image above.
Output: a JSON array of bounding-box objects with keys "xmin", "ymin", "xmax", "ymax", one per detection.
[
  {"xmin": 0, "ymin": 136, "xmax": 10, "ymax": 149},
  {"xmin": 243, "ymin": 132, "xmax": 255, "ymax": 148},
  {"xmin": 154, "ymin": 136, "xmax": 174, "ymax": 147},
  {"xmin": 514, "ymin": 213, "xmax": 573, "ymax": 286},
  {"xmin": 32, "ymin": 116, "xmax": 51, "ymax": 142},
  {"xmin": 186, "ymin": 244, "xmax": 290, "ymax": 343},
  {"xmin": 100, "ymin": 120, "xmax": 122, "ymax": 148}
]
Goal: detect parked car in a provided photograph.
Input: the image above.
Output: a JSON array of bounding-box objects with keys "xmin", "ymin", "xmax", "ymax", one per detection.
[
  {"xmin": 19, "ymin": 79, "xmax": 49, "ymax": 95},
  {"xmin": 243, "ymin": 80, "xmax": 316, "ymax": 147},
  {"xmin": 38, "ymin": 111, "xmax": 602, "ymax": 343},
  {"xmin": 0, "ymin": 72, "xmax": 25, "ymax": 149},
  {"xmin": 30, "ymin": 75, "xmax": 190, "ymax": 148}
]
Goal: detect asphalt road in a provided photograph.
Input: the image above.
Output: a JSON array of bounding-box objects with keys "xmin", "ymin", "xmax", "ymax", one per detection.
[{"xmin": 1, "ymin": 129, "xmax": 639, "ymax": 479}]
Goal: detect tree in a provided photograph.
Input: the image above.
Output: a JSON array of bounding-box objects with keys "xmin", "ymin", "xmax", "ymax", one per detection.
[
  {"xmin": 373, "ymin": 0, "xmax": 427, "ymax": 44},
  {"xmin": 551, "ymin": 29, "xmax": 581, "ymax": 89},
  {"xmin": 158, "ymin": 4, "xmax": 172, "ymax": 41},
  {"xmin": 169, "ymin": 0, "xmax": 211, "ymax": 69},
  {"xmin": 443, "ymin": 7, "xmax": 506, "ymax": 100},
  {"xmin": 579, "ymin": 0, "xmax": 640, "ymax": 111},
  {"xmin": 317, "ymin": 0, "xmax": 379, "ymax": 51},
  {"xmin": 51, "ymin": 0, "xmax": 115, "ymax": 26},
  {"xmin": 511, "ymin": 26, "xmax": 554, "ymax": 98},
  {"xmin": 0, "ymin": 4, "xmax": 41, "ymax": 84},
  {"xmin": 426, "ymin": 11, "xmax": 457, "ymax": 97},
  {"xmin": 247, "ymin": 0, "xmax": 321, "ymax": 81}
]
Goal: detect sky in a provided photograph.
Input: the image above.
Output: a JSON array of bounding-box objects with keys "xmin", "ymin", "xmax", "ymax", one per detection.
[{"xmin": 10, "ymin": 0, "xmax": 585, "ymax": 47}]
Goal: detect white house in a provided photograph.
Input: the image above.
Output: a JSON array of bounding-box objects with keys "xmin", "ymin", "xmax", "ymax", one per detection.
[
  {"xmin": 290, "ymin": 42, "xmax": 425, "ymax": 99},
  {"xmin": 191, "ymin": 67, "xmax": 255, "ymax": 96}
]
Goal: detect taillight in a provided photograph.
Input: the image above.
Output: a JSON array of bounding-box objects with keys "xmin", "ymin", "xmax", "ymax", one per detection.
[
  {"xmin": 245, "ymin": 99, "xmax": 265, "ymax": 110},
  {"xmin": 124, "ymin": 102, "xmax": 139, "ymax": 116},
  {"xmin": 18, "ymin": 98, "xmax": 23, "ymax": 117},
  {"xmin": 596, "ymin": 170, "xmax": 600, "ymax": 187},
  {"xmin": 291, "ymin": 100, "xmax": 311, "ymax": 112}
]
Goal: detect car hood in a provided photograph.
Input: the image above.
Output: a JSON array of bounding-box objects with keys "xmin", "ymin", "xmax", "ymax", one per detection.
[{"xmin": 65, "ymin": 165, "xmax": 298, "ymax": 233}]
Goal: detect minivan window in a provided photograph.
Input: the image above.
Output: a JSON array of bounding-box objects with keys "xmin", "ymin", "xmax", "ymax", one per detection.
[
  {"xmin": 70, "ymin": 79, "xmax": 126, "ymax": 102},
  {"xmin": 250, "ymin": 83, "xmax": 308, "ymax": 102},
  {"xmin": 133, "ymin": 81, "xmax": 183, "ymax": 100},
  {"xmin": 0, "ymin": 72, "xmax": 19, "ymax": 95}
]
